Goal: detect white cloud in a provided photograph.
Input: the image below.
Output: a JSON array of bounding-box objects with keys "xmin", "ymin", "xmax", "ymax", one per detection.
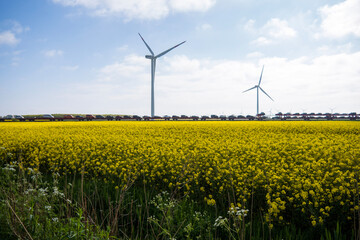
[
  {"xmin": 53, "ymin": 0, "xmax": 99, "ymax": 8},
  {"xmin": 43, "ymin": 49, "xmax": 64, "ymax": 57},
  {"xmin": 0, "ymin": 21, "xmax": 29, "ymax": 46},
  {"xmin": 116, "ymin": 45, "xmax": 128, "ymax": 51},
  {"xmin": 53, "ymin": 0, "xmax": 216, "ymax": 20},
  {"xmin": 0, "ymin": 31, "xmax": 20, "ymax": 46},
  {"xmin": 169, "ymin": 0, "xmax": 215, "ymax": 12},
  {"xmin": 246, "ymin": 51, "xmax": 264, "ymax": 58},
  {"xmin": 98, "ymin": 54, "xmax": 147, "ymax": 81},
  {"xmin": 197, "ymin": 23, "xmax": 212, "ymax": 31},
  {"xmin": 251, "ymin": 37, "xmax": 272, "ymax": 46},
  {"xmin": 93, "ymin": 0, "xmax": 170, "ymax": 20},
  {"xmin": 9, "ymin": 20, "xmax": 30, "ymax": 33},
  {"xmin": 246, "ymin": 18, "xmax": 297, "ymax": 46},
  {"xmin": 263, "ymin": 18, "xmax": 297, "ymax": 39},
  {"xmin": 317, "ymin": 42, "xmax": 353, "ymax": 54},
  {"xmin": 318, "ymin": 0, "xmax": 360, "ymax": 38},
  {"xmin": 72, "ymin": 51, "xmax": 360, "ymax": 115},
  {"xmin": 244, "ymin": 19, "xmax": 255, "ymax": 32}
]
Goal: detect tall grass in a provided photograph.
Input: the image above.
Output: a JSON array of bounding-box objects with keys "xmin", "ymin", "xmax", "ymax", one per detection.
[{"xmin": 1, "ymin": 155, "xmax": 358, "ymax": 239}]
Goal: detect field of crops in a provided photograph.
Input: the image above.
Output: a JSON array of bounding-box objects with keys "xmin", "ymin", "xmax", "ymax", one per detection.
[{"xmin": 1, "ymin": 121, "xmax": 359, "ymax": 231}]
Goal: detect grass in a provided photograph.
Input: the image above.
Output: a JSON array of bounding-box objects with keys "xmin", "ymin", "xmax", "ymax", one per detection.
[{"xmin": 0, "ymin": 159, "xmax": 357, "ymax": 240}]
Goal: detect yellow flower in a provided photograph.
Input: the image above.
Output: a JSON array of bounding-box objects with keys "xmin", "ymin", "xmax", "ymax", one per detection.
[
  {"xmin": 207, "ymin": 199, "xmax": 216, "ymax": 206},
  {"xmin": 0, "ymin": 120, "xmax": 358, "ymax": 227}
]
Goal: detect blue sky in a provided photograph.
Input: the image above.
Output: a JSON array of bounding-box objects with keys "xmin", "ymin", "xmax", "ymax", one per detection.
[{"xmin": 0, "ymin": 0, "xmax": 359, "ymax": 116}]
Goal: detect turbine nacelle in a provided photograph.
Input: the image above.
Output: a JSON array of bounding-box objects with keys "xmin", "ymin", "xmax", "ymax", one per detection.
[{"xmin": 145, "ymin": 55, "xmax": 154, "ymax": 59}]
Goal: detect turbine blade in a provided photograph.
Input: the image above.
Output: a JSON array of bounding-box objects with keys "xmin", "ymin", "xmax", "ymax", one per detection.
[
  {"xmin": 138, "ymin": 33, "xmax": 154, "ymax": 56},
  {"xmin": 155, "ymin": 41, "xmax": 186, "ymax": 58},
  {"xmin": 259, "ymin": 86, "xmax": 274, "ymax": 101},
  {"xmin": 243, "ymin": 86, "xmax": 257, "ymax": 93},
  {"xmin": 258, "ymin": 65, "xmax": 264, "ymax": 85}
]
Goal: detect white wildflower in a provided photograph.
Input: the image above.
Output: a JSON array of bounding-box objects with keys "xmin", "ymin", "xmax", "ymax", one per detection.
[
  {"xmin": 214, "ymin": 216, "xmax": 227, "ymax": 227},
  {"xmin": 39, "ymin": 187, "xmax": 48, "ymax": 196},
  {"xmin": 228, "ymin": 207, "xmax": 248, "ymax": 218},
  {"xmin": 24, "ymin": 188, "xmax": 35, "ymax": 194},
  {"xmin": 3, "ymin": 166, "xmax": 16, "ymax": 171},
  {"xmin": 53, "ymin": 186, "xmax": 65, "ymax": 198}
]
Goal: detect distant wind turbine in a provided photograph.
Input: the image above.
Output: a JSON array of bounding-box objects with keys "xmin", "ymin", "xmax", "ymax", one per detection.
[
  {"xmin": 243, "ymin": 65, "xmax": 274, "ymax": 115},
  {"xmin": 139, "ymin": 33, "xmax": 186, "ymax": 118},
  {"xmin": 268, "ymin": 108, "xmax": 273, "ymax": 117}
]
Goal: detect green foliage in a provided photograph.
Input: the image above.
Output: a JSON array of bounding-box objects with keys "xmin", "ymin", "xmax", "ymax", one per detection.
[
  {"xmin": 0, "ymin": 155, "xmax": 357, "ymax": 239},
  {"xmin": 0, "ymin": 161, "xmax": 114, "ymax": 240},
  {"xmin": 147, "ymin": 191, "xmax": 214, "ymax": 239}
]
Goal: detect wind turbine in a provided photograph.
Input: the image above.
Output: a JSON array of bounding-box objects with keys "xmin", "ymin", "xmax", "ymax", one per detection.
[
  {"xmin": 268, "ymin": 108, "xmax": 273, "ymax": 117},
  {"xmin": 139, "ymin": 33, "xmax": 186, "ymax": 118},
  {"xmin": 243, "ymin": 65, "xmax": 274, "ymax": 115}
]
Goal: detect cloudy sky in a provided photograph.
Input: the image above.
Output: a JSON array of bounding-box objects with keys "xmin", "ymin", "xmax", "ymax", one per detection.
[{"xmin": 0, "ymin": 0, "xmax": 359, "ymax": 116}]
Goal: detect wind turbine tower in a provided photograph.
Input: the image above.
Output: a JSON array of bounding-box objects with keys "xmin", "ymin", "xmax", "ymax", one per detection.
[
  {"xmin": 139, "ymin": 33, "xmax": 186, "ymax": 118},
  {"xmin": 243, "ymin": 65, "xmax": 274, "ymax": 115}
]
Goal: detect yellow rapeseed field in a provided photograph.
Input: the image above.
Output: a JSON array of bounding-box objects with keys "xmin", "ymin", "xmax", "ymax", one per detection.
[{"xmin": 0, "ymin": 121, "xmax": 359, "ymax": 226}]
